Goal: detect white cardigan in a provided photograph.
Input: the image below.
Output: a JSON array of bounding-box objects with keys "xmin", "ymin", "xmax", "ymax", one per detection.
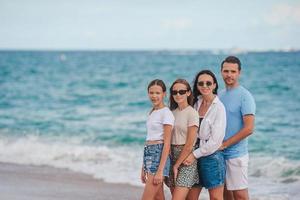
[{"xmin": 193, "ymin": 96, "xmax": 226, "ymax": 158}]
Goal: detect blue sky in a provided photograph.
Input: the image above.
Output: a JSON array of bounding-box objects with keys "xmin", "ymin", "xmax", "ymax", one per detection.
[{"xmin": 0, "ymin": 0, "xmax": 299, "ymax": 50}]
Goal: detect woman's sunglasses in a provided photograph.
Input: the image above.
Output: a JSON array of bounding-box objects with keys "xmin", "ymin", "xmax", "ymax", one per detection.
[
  {"xmin": 197, "ymin": 81, "xmax": 213, "ymax": 87},
  {"xmin": 171, "ymin": 89, "xmax": 188, "ymax": 96}
]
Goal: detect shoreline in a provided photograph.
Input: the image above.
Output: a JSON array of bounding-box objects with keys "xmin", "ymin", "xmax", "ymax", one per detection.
[
  {"xmin": 1, "ymin": 161, "xmax": 299, "ymax": 200},
  {"xmin": 0, "ymin": 162, "xmax": 145, "ymax": 200}
]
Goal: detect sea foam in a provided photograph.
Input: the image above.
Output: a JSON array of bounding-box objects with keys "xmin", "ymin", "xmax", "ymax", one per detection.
[{"xmin": 0, "ymin": 135, "xmax": 299, "ymax": 186}]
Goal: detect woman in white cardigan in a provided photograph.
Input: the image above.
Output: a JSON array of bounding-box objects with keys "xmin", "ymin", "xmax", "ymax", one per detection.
[{"xmin": 184, "ymin": 70, "xmax": 226, "ymax": 200}]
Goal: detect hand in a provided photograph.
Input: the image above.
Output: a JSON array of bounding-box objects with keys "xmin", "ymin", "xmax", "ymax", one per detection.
[
  {"xmin": 140, "ymin": 167, "xmax": 146, "ymax": 184},
  {"xmin": 153, "ymin": 170, "xmax": 163, "ymax": 185},
  {"xmin": 218, "ymin": 143, "xmax": 226, "ymax": 151},
  {"xmin": 183, "ymin": 153, "xmax": 196, "ymax": 166}
]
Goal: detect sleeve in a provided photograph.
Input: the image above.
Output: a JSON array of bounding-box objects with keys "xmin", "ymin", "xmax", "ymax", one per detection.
[
  {"xmin": 193, "ymin": 104, "xmax": 226, "ymax": 158},
  {"xmin": 241, "ymin": 91, "xmax": 256, "ymax": 116},
  {"xmin": 162, "ymin": 109, "xmax": 175, "ymax": 126},
  {"xmin": 188, "ymin": 108, "xmax": 199, "ymax": 127}
]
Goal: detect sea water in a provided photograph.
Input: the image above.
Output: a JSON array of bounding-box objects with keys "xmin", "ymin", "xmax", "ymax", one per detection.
[{"xmin": 0, "ymin": 51, "xmax": 299, "ymax": 199}]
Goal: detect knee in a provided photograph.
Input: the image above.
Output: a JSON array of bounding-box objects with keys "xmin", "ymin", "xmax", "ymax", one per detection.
[
  {"xmin": 235, "ymin": 195, "xmax": 248, "ymax": 200},
  {"xmin": 154, "ymin": 196, "xmax": 163, "ymax": 200},
  {"xmin": 234, "ymin": 191, "xmax": 249, "ymax": 200},
  {"xmin": 154, "ymin": 193, "xmax": 164, "ymax": 200},
  {"xmin": 210, "ymin": 197, "xmax": 222, "ymax": 200},
  {"xmin": 223, "ymin": 190, "xmax": 234, "ymax": 200}
]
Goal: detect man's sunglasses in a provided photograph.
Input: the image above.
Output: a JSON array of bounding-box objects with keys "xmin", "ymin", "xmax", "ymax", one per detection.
[
  {"xmin": 197, "ymin": 81, "xmax": 213, "ymax": 87},
  {"xmin": 171, "ymin": 90, "xmax": 188, "ymax": 96}
]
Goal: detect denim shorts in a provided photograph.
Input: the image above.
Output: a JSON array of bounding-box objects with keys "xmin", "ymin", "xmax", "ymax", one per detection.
[
  {"xmin": 197, "ymin": 151, "xmax": 226, "ymax": 189},
  {"xmin": 143, "ymin": 143, "xmax": 170, "ymax": 177}
]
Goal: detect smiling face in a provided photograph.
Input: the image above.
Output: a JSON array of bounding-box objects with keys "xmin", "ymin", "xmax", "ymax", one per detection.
[
  {"xmin": 197, "ymin": 74, "xmax": 216, "ymax": 96},
  {"xmin": 148, "ymin": 85, "xmax": 165, "ymax": 108},
  {"xmin": 221, "ymin": 62, "xmax": 240, "ymax": 88},
  {"xmin": 171, "ymin": 83, "xmax": 190, "ymax": 105}
]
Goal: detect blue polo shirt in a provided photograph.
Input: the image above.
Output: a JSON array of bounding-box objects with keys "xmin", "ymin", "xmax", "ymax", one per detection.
[{"xmin": 219, "ymin": 86, "xmax": 256, "ymax": 160}]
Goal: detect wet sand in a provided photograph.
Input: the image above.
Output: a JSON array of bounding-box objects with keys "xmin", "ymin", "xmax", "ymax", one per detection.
[
  {"xmin": 0, "ymin": 162, "xmax": 144, "ymax": 200},
  {"xmin": 1, "ymin": 162, "xmax": 299, "ymax": 200}
]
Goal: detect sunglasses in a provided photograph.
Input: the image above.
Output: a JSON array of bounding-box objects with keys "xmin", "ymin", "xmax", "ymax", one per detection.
[
  {"xmin": 171, "ymin": 89, "xmax": 188, "ymax": 96},
  {"xmin": 197, "ymin": 81, "xmax": 213, "ymax": 87}
]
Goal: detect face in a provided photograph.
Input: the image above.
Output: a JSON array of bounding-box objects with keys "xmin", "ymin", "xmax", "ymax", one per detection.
[
  {"xmin": 221, "ymin": 62, "xmax": 240, "ymax": 87},
  {"xmin": 197, "ymin": 74, "xmax": 216, "ymax": 96},
  {"xmin": 148, "ymin": 85, "xmax": 165, "ymax": 107},
  {"xmin": 171, "ymin": 83, "xmax": 190, "ymax": 104}
]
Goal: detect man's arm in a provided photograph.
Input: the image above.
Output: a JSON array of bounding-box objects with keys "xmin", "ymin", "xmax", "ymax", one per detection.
[{"xmin": 220, "ymin": 114, "xmax": 254, "ymax": 150}]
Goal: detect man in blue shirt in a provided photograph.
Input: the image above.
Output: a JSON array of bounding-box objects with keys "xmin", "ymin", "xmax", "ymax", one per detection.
[{"xmin": 219, "ymin": 56, "xmax": 256, "ymax": 200}]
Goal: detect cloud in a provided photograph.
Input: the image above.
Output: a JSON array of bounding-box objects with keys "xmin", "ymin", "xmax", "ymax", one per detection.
[
  {"xmin": 264, "ymin": 3, "xmax": 300, "ymax": 26},
  {"xmin": 161, "ymin": 18, "xmax": 192, "ymax": 31}
]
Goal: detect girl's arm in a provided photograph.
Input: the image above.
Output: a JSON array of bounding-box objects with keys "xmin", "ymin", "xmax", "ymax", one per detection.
[
  {"xmin": 141, "ymin": 164, "xmax": 146, "ymax": 183},
  {"xmin": 153, "ymin": 124, "xmax": 172, "ymax": 184},
  {"xmin": 173, "ymin": 125, "xmax": 198, "ymax": 176}
]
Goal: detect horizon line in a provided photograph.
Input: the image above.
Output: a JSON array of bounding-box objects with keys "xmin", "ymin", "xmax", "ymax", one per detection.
[{"xmin": 0, "ymin": 47, "xmax": 299, "ymax": 53}]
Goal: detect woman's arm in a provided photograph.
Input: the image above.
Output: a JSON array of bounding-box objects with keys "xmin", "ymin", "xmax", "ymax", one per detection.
[{"xmin": 194, "ymin": 105, "xmax": 226, "ymax": 158}]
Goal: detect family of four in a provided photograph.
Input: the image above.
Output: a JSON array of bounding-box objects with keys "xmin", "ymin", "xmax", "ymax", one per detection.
[{"xmin": 141, "ymin": 56, "xmax": 256, "ymax": 200}]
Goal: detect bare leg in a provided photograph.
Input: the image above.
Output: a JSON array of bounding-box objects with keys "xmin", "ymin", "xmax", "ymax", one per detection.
[
  {"xmin": 232, "ymin": 189, "xmax": 249, "ymax": 200},
  {"xmin": 142, "ymin": 174, "xmax": 164, "ymax": 200},
  {"xmin": 223, "ymin": 186, "xmax": 234, "ymax": 200},
  {"xmin": 186, "ymin": 187, "xmax": 202, "ymax": 200},
  {"xmin": 154, "ymin": 184, "xmax": 165, "ymax": 200},
  {"xmin": 172, "ymin": 186, "xmax": 190, "ymax": 200},
  {"xmin": 208, "ymin": 185, "xmax": 224, "ymax": 200}
]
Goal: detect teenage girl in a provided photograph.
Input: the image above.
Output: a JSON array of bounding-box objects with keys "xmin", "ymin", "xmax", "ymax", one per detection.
[
  {"xmin": 167, "ymin": 79, "xmax": 199, "ymax": 200},
  {"xmin": 141, "ymin": 79, "xmax": 175, "ymax": 200}
]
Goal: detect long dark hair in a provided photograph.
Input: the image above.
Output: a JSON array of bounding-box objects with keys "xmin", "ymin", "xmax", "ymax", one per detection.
[
  {"xmin": 169, "ymin": 79, "xmax": 193, "ymax": 110},
  {"xmin": 147, "ymin": 79, "xmax": 166, "ymax": 92},
  {"xmin": 192, "ymin": 70, "xmax": 218, "ymax": 105}
]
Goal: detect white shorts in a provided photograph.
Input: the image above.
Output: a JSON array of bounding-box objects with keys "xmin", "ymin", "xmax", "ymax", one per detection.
[{"xmin": 225, "ymin": 154, "xmax": 249, "ymax": 191}]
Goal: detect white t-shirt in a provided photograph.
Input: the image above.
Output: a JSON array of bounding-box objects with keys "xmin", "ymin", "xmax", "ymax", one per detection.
[{"xmin": 146, "ymin": 107, "xmax": 175, "ymax": 141}]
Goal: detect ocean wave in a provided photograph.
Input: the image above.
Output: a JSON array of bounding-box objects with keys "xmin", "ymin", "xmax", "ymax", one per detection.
[
  {"xmin": 249, "ymin": 155, "xmax": 300, "ymax": 183},
  {"xmin": 0, "ymin": 134, "xmax": 300, "ymax": 199},
  {"xmin": 0, "ymin": 135, "xmax": 299, "ymax": 186},
  {"xmin": 0, "ymin": 135, "xmax": 143, "ymax": 186}
]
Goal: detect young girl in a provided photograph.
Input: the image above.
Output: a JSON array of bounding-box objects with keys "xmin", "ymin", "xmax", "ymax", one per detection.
[
  {"xmin": 141, "ymin": 79, "xmax": 174, "ymax": 200},
  {"xmin": 184, "ymin": 70, "xmax": 226, "ymax": 200},
  {"xmin": 167, "ymin": 79, "xmax": 199, "ymax": 200}
]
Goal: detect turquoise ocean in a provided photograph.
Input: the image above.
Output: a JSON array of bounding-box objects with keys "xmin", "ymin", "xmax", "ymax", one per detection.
[{"xmin": 0, "ymin": 51, "xmax": 299, "ymax": 199}]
